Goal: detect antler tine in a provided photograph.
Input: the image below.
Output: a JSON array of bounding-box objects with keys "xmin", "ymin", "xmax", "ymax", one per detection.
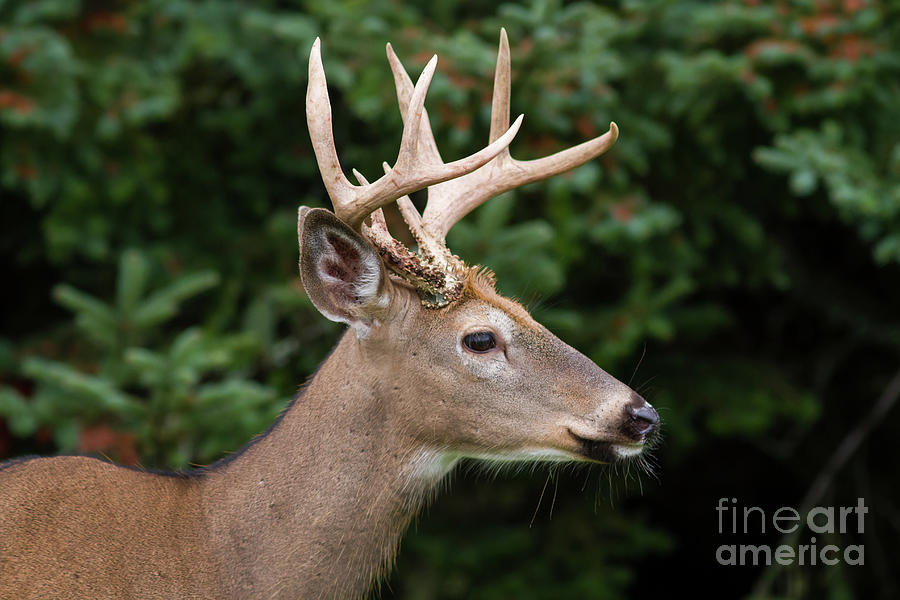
[
  {"xmin": 386, "ymin": 43, "xmax": 443, "ymax": 166},
  {"xmin": 306, "ymin": 38, "xmax": 354, "ymax": 212},
  {"xmin": 488, "ymin": 28, "xmax": 513, "ymax": 147},
  {"xmin": 420, "ymin": 28, "xmax": 620, "ymax": 239},
  {"xmin": 351, "ymin": 168, "xmax": 395, "ymax": 252},
  {"xmin": 306, "ymin": 38, "xmax": 524, "ymax": 231},
  {"xmin": 391, "ymin": 54, "xmax": 439, "ymax": 176},
  {"xmin": 384, "ymin": 44, "xmax": 458, "ymax": 253}
]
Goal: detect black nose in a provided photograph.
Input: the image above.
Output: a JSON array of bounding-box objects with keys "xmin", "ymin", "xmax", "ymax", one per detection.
[{"xmin": 624, "ymin": 394, "xmax": 659, "ymax": 438}]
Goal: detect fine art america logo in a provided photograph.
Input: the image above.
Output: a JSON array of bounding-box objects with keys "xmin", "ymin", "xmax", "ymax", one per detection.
[{"xmin": 716, "ymin": 498, "xmax": 867, "ymax": 566}]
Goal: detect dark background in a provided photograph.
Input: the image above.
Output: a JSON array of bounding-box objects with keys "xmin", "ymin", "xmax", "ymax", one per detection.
[{"xmin": 2, "ymin": 1, "xmax": 898, "ymax": 598}]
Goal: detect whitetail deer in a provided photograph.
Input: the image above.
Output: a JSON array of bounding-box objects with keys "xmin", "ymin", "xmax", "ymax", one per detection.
[{"xmin": 0, "ymin": 30, "xmax": 659, "ymax": 599}]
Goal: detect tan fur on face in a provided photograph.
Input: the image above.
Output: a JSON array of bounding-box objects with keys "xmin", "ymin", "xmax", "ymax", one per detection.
[{"xmin": 456, "ymin": 267, "xmax": 539, "ymax": 329}]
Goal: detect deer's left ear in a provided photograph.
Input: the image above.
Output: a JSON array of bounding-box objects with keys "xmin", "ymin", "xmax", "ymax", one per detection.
[{"xmin": 298, "ymin": 207, "xmax": 393, "ymax": 335}]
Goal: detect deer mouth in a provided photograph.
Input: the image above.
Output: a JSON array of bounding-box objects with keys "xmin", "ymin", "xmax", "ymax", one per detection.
[{"xmin": 567, "ymin": 430, "xmax": 649, "ymax": 463}]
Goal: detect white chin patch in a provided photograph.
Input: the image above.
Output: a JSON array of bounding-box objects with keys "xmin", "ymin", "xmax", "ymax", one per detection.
[{"xmin": 613, "ymin": 444, "xmax": 645, "ymax": 458}]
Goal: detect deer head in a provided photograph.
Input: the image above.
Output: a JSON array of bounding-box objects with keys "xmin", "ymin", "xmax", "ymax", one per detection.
[{"xmin": 298, "ymin": 30, "xmax": 659, "ymax": 467}]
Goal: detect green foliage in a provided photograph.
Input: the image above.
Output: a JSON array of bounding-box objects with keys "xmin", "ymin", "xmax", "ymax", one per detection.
[
  {"xmin": 755, "ymin": 121, "xmax": 900, "ymax": 264},
  {"xmin": 2, "ymin": 0, "xmax": 898, "ymax": 597},
  {"xmin": 0, "ymin": 250, "xmax": 285, "ymax": 467}
]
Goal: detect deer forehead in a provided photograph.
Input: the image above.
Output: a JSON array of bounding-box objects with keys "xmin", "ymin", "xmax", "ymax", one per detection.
[
  {"xmin": 454, "ymin": 303, "xmax": 517, "ymax": 336},
  {"xmin": 444, "ymin": 290, "xmax": 542, "ymax": 339}
]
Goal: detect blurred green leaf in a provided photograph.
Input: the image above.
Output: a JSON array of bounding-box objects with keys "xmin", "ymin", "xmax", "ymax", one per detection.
[{"xmin": 132, "ymin": 271, "xmax": 219, "ymax": 329}]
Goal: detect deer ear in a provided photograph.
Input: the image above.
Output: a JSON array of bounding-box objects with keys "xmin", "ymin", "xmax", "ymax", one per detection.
[{"xmin": 298, "ymin": 207, "xmax": 393, "ymax": 334}]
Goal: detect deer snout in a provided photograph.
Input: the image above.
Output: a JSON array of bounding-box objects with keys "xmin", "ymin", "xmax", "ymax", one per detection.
[{"xmin": 622, "ymin": 392, "xmax": 659, "ymax": 440}]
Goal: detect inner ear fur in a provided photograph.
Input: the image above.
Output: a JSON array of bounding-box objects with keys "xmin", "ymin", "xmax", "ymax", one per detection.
[{"xmin": 298, "ymin": 207, "xmax": 393, "ymax": 330}]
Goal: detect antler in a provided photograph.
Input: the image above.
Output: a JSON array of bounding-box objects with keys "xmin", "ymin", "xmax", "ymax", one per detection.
[
  {"xmin": 385, "ymin": 28, "xmax": 619, "ymax": 240},
  {"xmin": 306, "ymin": 38, "xmax": 523, "ymax": 231},
  {"xmin": 306, "ymin": 30, "xmax": 618, "ymax": 307}
]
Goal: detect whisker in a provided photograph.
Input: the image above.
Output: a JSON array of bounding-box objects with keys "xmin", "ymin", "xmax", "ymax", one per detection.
[
  {"xmin": 530, "ymin": 471, "xmax": 552, "ymax": 528},
  {"xmin": 549, "ymin": 471, "xmax": 559, "ymax": 521},
  {"xmin": 629, "ymin": 343, "xmax": 647, "ymax": 387}
]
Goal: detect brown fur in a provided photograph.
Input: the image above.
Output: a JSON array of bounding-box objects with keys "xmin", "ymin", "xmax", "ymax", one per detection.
[
  {"xmin": 459, "ymin": 267, "xmax": 540, "ymax": 328},
  {"xmin": 0, "ymin": 210, "xmax": 652, "ymax": 599}
]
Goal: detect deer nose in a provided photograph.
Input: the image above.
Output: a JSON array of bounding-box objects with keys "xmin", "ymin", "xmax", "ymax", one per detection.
[{"xmin": 624, "ymin": 393, "xmax": 659, "ymax": 438}]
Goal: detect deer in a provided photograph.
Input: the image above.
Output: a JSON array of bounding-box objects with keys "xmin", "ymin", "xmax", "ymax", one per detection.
[{"xmin": 0, "ymin": 30, "xmax": 660, "ymax": 599}]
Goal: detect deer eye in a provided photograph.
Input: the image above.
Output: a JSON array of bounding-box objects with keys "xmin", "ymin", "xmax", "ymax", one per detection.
[{"xmin": 463, "ymin": 331, "xmax": 496, "ymax": 353}]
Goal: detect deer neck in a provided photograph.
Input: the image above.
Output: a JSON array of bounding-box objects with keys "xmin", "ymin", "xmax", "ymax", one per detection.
[{"xmin": 200, "ymin": 330, "xmax": 450, "ymax": 599}]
